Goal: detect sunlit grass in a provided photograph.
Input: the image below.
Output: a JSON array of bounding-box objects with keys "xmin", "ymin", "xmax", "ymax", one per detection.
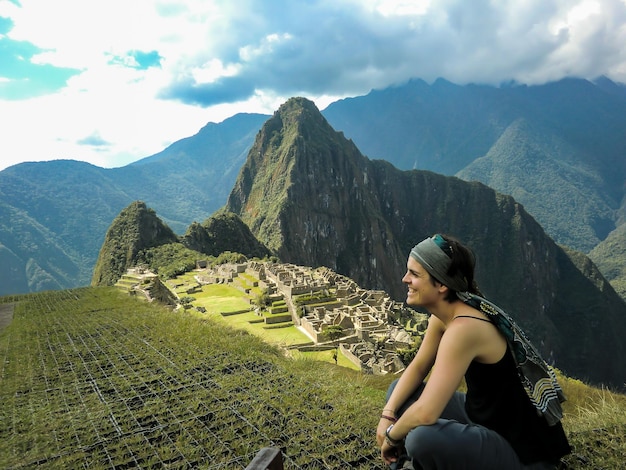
[
  {"xmin": 192, "ymin": 284, "xmax": 251, "ymax": 314},
  {"xmin": 557, "ymin": 374, "xmax": 626, "ymax": 468},
  {"xmin": 1, "ymin": 287, "xmax": 625, "ymax": 468},
  {"xmin": 289, "ymin": 348, "xmax": 361, "ymax": 371},
  {"xmin": 0, "ymin": 288, "xmax": 387, "ymax": 469},
  {"xmin": 180, "ymin": 282, "xmax": 311, "ymax": 347}
]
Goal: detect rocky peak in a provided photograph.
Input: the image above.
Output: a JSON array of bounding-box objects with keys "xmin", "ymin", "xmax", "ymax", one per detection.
[
  {"xmin": 180, "ymin": 210, "xmax": 271, "ymax": 259},
  {"xmin": 91, "ymin": 201, "xmax": 178, "ymax": 286}
]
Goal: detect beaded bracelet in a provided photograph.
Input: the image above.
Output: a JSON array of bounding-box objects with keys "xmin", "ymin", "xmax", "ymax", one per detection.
[{"xmin": 381, "ymin": 414, "xmax": 397, "ymax": 422}]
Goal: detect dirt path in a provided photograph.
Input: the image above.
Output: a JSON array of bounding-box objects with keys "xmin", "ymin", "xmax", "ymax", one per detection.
[{"xmin": 0, "ymin": 303, "xmax": 15, "ymax": 332}]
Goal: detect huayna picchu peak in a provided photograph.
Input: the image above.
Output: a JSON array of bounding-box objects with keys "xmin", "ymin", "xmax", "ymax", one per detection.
[{"xmin": 226, "ymin": 97, "xmax": 389, "ymax": 282}]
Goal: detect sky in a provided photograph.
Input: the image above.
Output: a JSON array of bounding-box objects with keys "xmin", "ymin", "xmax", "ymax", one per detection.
[{"xmin": 1, "ymin": 0, "xmax": 626, "ymax": 172}]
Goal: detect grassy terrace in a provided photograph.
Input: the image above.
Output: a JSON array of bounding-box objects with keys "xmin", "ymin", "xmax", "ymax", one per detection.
[{"xmin": 1, "ymin": 286, "xmax": 625, "ymax": 468}]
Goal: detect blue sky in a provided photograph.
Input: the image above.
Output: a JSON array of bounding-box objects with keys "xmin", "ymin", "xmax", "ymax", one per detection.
[{"xmin": 1, "ymin": 0, "xmax": 625, "ymax": 171}]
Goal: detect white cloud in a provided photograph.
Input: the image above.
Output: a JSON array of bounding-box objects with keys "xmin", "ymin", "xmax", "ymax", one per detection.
[{"xmin": 1, "ymin": 0, "xmax": 626, "ymax": 171}]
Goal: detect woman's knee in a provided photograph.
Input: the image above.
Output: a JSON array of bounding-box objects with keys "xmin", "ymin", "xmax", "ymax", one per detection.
[
  {"xmin": 405, "ymin": 419, "xmax": 450, "ymax": 455},
  {"xmin": 404, "ymin": 420, "xmax": 450, "ymax": 459}
]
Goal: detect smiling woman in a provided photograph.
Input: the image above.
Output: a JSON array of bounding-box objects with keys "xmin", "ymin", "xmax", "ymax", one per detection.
[{"xmin": 378, "ymin": 234, "xmax": 571, "ymax": 469}]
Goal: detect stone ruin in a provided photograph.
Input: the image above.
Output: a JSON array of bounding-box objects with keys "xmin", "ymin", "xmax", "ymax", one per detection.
[{"xmin": 194, "ymin": 260, "xmax": 428, "ymax": 375}]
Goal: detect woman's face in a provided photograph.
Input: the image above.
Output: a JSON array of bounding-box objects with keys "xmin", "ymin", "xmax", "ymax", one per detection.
[{"xmin": 402, "ymin": 256, "xmax": 441, "ymax": 308}]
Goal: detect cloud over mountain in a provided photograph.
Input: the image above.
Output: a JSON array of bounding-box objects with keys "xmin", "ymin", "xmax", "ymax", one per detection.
[{"xmin": 2, "ymin": 0, "xmax": 626, "ymax": 171}]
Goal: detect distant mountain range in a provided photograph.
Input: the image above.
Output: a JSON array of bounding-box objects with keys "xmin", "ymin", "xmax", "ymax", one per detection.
[
  {"xmin": 1, "ymin": 77, "xmax": 625, "ymax": 298},
  {"xmin": 91, "ymin": 97, "xmax": 626, "ymax": 390}
]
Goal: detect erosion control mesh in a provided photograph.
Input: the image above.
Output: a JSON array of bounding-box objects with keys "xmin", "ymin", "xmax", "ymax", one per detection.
[{"xmin": 0, "ymin": 289, "xmax": 385, "ymax": 469}]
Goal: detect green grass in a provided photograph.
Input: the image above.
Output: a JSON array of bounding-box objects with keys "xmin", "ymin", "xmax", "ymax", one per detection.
[
  {"xmin": 183, "ymin": 277, "xmax": 361, "ymax": 370},
  {"xmin": 289, "ymin": 349, "xmax": 361, "ymax": 371},
  {"xmin": 192, "ymin": 284, "xmax": 252, "ymax": 314},
  {"xmin": 184, "ymin": 283, "xmax": 310, "ymax": 347},
  {"xmin": 0, "ymin": 288, "xmax": 390, "ymax": 469},
  {"xmin": 2, "ymin": 287, "xmax": 624, "ymax": 469}
]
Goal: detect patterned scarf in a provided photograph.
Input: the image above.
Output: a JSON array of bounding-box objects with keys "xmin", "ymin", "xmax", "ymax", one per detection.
[
  {"xmin": 457, "ymin": 292, "xmax": 566, "ymax": 426},
  {"xmin": 410, "ymin": 235, "xmax": 566, "ymax": 426}
]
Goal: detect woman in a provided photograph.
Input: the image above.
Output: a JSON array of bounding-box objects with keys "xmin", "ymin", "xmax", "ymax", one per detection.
[{"xmin": 376, "ymin": 234, "xmax": 570, "ymax": 469}]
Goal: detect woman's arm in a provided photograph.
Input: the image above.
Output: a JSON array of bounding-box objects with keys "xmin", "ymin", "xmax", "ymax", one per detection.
[
  {"xmin": 388, "ymin": 319, "xmax": 484, "ymax": 437},
  {"xmin": 376, "ymin": 316, "xmax": 444, "ymax": 445}
]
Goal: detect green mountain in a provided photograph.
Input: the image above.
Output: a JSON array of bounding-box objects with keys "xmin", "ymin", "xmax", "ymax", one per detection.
[
  {"xmin": 0, "ymin": 160, "xmax": 131, "ymax": 292},
  {"xmin": 589, "ymin": 223, "xmax": 626, "ymax": 299},
  {"xmin": 91, "ymin": 201, "xmax": 179, "ymax": 286},
  {"xmin": 457, "ymin": 118, "xmax": 615, "ymax": 250},
  {"xmin": 120, "ymin": 113, "xmax": 268, "ymax": 232},
  {"xmin": 1, "ymin": 77, "xmax": 626, "ymax": 297},
  {"xmin": 180, "ymin": 210, "xmax": 271, "ymax": 259},
  {"xmin": 0, "ymin": 114, "xmax": 267, "ymax": 295},
  {"xmin": 323, "ymin": 77, "xmax": 626, "ymax": 253},
  {"xmin": 92, "ymin": 203, "xmax": 270, "ymax": 286},
  {"xmin": 221, "ymin": 97, "xmax": 626, "ymax": 389}
]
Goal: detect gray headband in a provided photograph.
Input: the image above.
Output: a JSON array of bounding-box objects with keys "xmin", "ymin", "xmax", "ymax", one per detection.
[{"xmin": 410, "ymin": 236, "xmax": 469, "ymax": 293}]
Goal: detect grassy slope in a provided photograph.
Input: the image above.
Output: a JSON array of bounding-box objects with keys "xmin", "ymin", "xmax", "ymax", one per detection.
[
  {"xmin": 1, "ymin": 287, "xmax": 624, "ymax": 469},
  {"xmin": 0, "ymin": 287, "xmax": 389, "ymax": 469}
]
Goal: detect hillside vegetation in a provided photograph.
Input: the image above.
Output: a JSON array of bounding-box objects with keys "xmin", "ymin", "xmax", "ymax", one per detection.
[{"xmin": 1, "ymin": 288, "xmax": 625, "ymax": 469}]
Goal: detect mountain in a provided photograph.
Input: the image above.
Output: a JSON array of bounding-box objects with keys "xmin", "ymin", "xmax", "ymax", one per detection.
[
  {"xmin": 0, "ymin": 114, "xmax": 267, "ymax": 295},
  {"xmin": 122, "ymin": 113, "xmax": 269, "ymax": 232},
  {"xmin": 322, "ymin": 77, "xmax": 626, "ymax": 253},
  {"xmin": 226, "ymin": 98, "xmax": 405, "ymax": 292},
  {"xmin": 179, "ymin": 209, "xmax": 271, "ymax": 259},
  {"xmin": 224, "ymin": 97, "xmax": 626, "ymax": 389},
  {"xmin": 2, "ymin": 77, "xmax": 626, "ymax": 297},
  {"xmin": 0, "ymin": 160, "xmax": 132, "ymax": 293},
  {"xmin": 588, "ymin": 223, "xmax": 626, "ymax": 299},
  {"xmin": 91, "ymin": 201, "xmax": 179, "ymax": 286},
  {"xmin": 457, "ymin": 118, "xmax": 615, "ymax": 250},
  {"xmin": 92, "ymin": 203, "xmax": 270, "ymax": 286}
]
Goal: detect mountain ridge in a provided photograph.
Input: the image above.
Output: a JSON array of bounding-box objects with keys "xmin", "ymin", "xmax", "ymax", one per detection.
[
  {"xmin": 323, "ymin": 77, "xmax": 626, "ymax": 253},
  {"xmin": 1, "ymin": 77, "xmax": 625, "ymax": 298}
]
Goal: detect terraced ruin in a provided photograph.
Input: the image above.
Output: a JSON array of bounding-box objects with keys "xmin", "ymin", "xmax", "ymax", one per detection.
[{"xmin": 120, "ymin": 261, "xmax": 429, "ymax": 375}]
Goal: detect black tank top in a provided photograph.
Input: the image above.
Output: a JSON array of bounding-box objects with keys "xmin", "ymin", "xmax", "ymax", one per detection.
[{"xmin": 465, "ymin": 345, "xmax": 571, "ymax": 464}]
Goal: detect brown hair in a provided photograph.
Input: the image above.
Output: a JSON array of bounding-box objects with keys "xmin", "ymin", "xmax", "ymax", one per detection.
[{"xmin": 430, "ymin": 234, "xmax": 483, "ymax": 301}]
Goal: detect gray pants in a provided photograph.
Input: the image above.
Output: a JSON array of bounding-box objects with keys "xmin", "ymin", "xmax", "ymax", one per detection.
[{"xmin": 386, "ymin": 380, "xmax": 556, "ymax": 470}]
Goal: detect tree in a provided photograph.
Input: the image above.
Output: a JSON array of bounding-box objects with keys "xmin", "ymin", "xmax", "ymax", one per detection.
[
  {"xmin": 325, "ymin": 325, "xmax": 344, "ymax": 365},
  {"xmin": 253, "ymin": 289, "xmax": 271, "ymax": 310},
  {"xmin": 179, "ymin": 296, "xmax": 196, "ymax": 310}
]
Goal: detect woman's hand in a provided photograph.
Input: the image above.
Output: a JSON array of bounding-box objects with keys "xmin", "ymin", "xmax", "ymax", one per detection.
[
  {"xmin": 377, "ymin": 416, "xmax": 400, "ymax": 465},
  {"xmin": 380, "ymin": 438, "xmax": 400, "ymax": 466},
  {"xmin": 376, "ymin": 416, "xmax": 395, "ymax": 446}
]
